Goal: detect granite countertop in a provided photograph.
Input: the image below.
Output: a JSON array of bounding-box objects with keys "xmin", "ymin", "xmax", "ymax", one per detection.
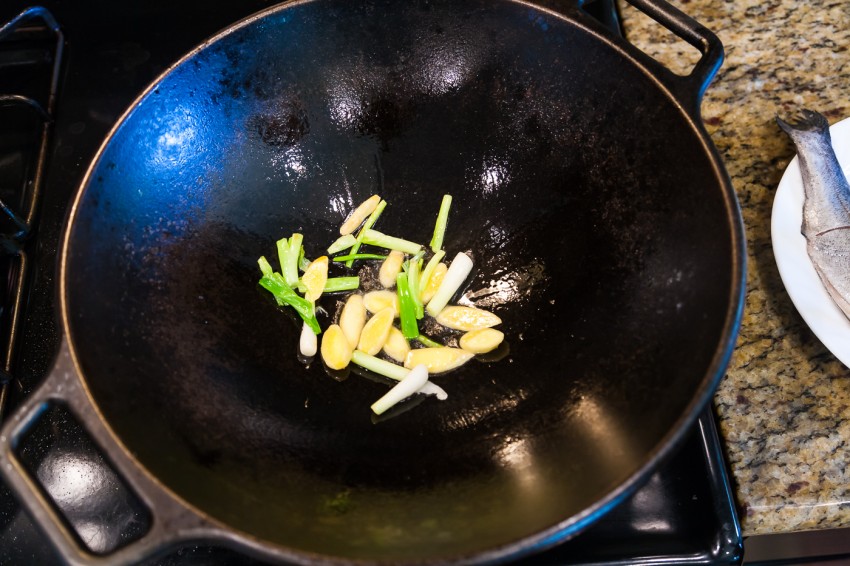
[{"xmin": 620, "ymin": 0, "xmax": 850, "ymax": 537}]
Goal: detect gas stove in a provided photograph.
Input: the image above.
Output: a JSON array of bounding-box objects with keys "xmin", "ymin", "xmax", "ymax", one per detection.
[{"xmin": 0, "ymin": 2, "xmax": 742, "ymax": 563}]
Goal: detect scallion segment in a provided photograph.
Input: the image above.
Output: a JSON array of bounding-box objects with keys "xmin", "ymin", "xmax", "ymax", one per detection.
[
  {"xmin": 352, "ymin": 350, "xmax": 409, "ymax": 380},
  {"xmin": 259, "ymin": 273, "xmax": 321, "ymax": 334},
  {"xmin": 300, "ymin": 322, "xmax": 318, "ymax": 357},
  {"xmin": 277, "ymin": 233, "xmax": 303, "ymax": 287},
  {"xmin": 257, "ymin": 256, "xmax": 274, "ymax": 277},
  {"xmin": 429, "ymin": 194, "xmax": 452, "ymax": 253},
  {"xmin": 408, "ymin": 256, "xmax": 424, "ymax": 319},
  {"xmin": 346, "ymin": 199, "xmax": 387, "ymax": 267},
  {"xmin": 419, "ymin": 249, "xmax": 445, "ymax": 291},
  {"xmin": 298, "ymin": 245, "xmax": 310, "ymax": 272},
  {"xmin": 371, "ymin": 364, "xmax": 429, "ymax": 415},
  {"xmin": 332, "ymin": 253, "xmax": 388, "ymax": 262},
  {"xmin": 425, "ymin": 252, "xmax": 473, "ymax": 317},
  {"xmin": 327, "ymin": 233, "xmax": 357, "ymax": 255},
  {"xmin": 415, "ymin": 334, "xmax": 442, "ymax": 348},
  {"xmin": 297, "ymin": 276, "xmax": 360, "ymax": 294},
  {"xmin": 350, "ymin": 351, "xmax": 448, "ymax": 400},
  {"xmin": 396, "ymin": 272, "xmax": 419, "ymax": 339},
  {"xmin": 361, "ymin": 229, "xmax": 422, "ymax": 255}
]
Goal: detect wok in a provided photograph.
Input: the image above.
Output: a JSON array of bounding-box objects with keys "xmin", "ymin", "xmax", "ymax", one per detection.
[{"xmin": 0, "ymin": 0, "xmax": 745, "ymax": 563}]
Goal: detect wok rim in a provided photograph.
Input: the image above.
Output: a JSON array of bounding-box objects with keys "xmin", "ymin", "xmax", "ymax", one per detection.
[{"xmin": 55, "ymin": 0, "xmax": 746, "ymax": 563}]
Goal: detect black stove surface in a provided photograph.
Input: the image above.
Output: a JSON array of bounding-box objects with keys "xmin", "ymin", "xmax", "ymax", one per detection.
[{"xmin": 0, "ymin": 1, "xmax": 743, "ymax": 564}]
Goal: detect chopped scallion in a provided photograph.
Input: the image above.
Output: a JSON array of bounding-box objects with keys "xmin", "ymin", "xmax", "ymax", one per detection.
[
  {"xmin": 257, "ymin": 256, "xmax": 274, "ymax": 277},
  {"xmin": 332, "ymin": 253, "xmax": 388, "ymax": 262},
  {"xmin": 298, "ymin": 245, "xmax": 310, "ymax": 272},
  {"xmin": 415, "ymin": 334, "xmax": 443, "ymax": 348},
  {"xmin": 425, "ymin": 252, "xmax": 473, "ymax": 317},
  {"xmin": 350, "ymin": 350, "xmax": 448, "ymax": 400},
  {"xmin": 419, "ymin": 249, "xmax": 446, "ymax": 291},
  {"xmin": 371, "ymin": 364, "xmax": 429, "ymax": 415},
  {"xmin": 396, "ymin": 272, "xmax": 419, "ymax": 339},
  {"xmin": 297, "ymin": 276, "xmax": 360, "ymax": 294},
  {"xmin": 278, "ymin": 233, "xmax": 302, "ymax": 287},
  {"xmin": 408, "ymin": 256, "xmax": 424, "ymax": 319},
  {"xmin": 259, "ymin": 273, "xmax": 321, "ymax": 334},
  {"xmin": 327, "ymin": 233, "xmax": 358, "ymax": 255},
  {"xmin": 429, "ymin": 194, "xmax": 452, "ymax": 253},
  {"xmin": 346, "ymin": 199, "xmax": 387, "ymax": 267},
  {"xmin": 362, "ymin": 229, "xmax": 422, "ymax": 255}
]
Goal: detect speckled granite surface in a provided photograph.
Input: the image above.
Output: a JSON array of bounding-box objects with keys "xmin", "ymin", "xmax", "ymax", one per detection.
[{"xmin": 619, "ymin": 0, "xmax": 850, "ymax": 537}]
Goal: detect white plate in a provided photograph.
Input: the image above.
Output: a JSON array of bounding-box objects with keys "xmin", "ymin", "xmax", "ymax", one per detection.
[{"xmin": 772, "ymin": 116, "xmax": 850, "ymax": 368}]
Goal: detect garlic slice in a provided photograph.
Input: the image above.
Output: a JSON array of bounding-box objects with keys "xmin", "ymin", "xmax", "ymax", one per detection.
[
  {"xmin": 321, "ymin": 324, "xmax": 353, "ymax": 370},
  {"xmin": 340, "ymin": 194, "xmax": 381, "ymax": 235},
  {"xmin": 357, "ymin": 307, "xmax": 395, "ymax": 356},
  {"xmin": 435, "ymin": 305, "xmax": 501, "ymax": 332},
  {"xmin": 363, "ymin": 290, "xmax": 400, "ymax": 317},
  {"xmin": 459, "ymin": 328, "xmax": 504, "ymax": 354},
  {"xmin": 404, "ymin": 347, "xmax": 474, "ymax": 374},
  {"xmin": 339, "ymin": 294, "xmax": 366, "ymax": 348}
]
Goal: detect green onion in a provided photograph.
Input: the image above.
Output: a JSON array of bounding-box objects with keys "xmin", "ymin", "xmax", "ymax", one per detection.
[
  {"xmin": 371, "ymin": 364, "xmax": 429, "ymax": 415},
  {"xmin": 296, "ymin": 276, "xmax": 360, "ymax": 294},
  {"xmin": 346, "ymin": 199, "xmax": 387, "ymax": 267},
  {"xmin": 425, "ymin": 252, "xmax": 474, "ymax": 317},
  {"xmin": 258, "ymin": 257, "xmax": 285, "ymax": 306},
  {"xmin": 362, "ymin": 229, "xmax": 422, "ymax": 255},
  {"xmin": 351, "ymin": 351, "xmax": 448, "ymax": 400},
  {"xmin": 278, "ymin": 233, "xmax": 302, "ymax": 287},
  {"xmin": 332, "ymin": 253, "xmax": 388, "ymax": 262},
  {"xmin": 327, "ymin": 233, "xmax": 357, "ymax": 255},
  {"xmin": 259, "ymin": 273, "xmax": 321, "ymax": 334},
  {"xmin": 396, "ymin": 272, "xmax": 419, "ymax": 339},
  {"xmin": 419, "ymin": 249, "xmax": 446, "ymax": 291},
  {"xmin": 429, "ymin": 194, "xmax": 452, "ymax": 253},
  {"xmin": 351, "ymin": 350, "xmax": 409, "ymax": 381},
  {"xmin": 408, "ymin": 256, "xmax": 424, "ymax": 319},
  {"xmin": 415, "ymin": 334, "xmax": 442, "ymax": 348},
  {"xmin": 298, "ymin": 245, "xmax": 310, "ymax": 272},
  {"xmin": 257, "ymin": 256, "xmax": 274, "ymax": 277}
]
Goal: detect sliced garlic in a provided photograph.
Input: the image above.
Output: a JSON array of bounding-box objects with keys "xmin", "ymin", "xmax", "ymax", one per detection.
[
  {"xmin": 357, "ymin": 307, "xmax": 395, "ymax": 355},
  {"xmin": 382, "ymin": 326, "xmax": 411, "ymax": 363},
  {"xmin": 362, "ymin": 290, "xmax": 400, "ymax": 317},
  {"xmin": 404, "ymin": 347, "xmax": 474, "ymax": 374},
  {"xmin": 339, "ymin": 294, "xmax": 366, "ymax": 348},
  {"xmin": 435, "ymin": 305, "xmax": 501, "ymax": 332},
  {"xmin": 321, "ymin": 324, "xmax": 353, "ymax": 370},
  {"xmin": 459, "ymin": 328, "xmax": 504, "ymax": 354},
  {"xmin": 379, "ymin": 250, "xmax": 405, "ymax": 288},
  {"xmin": 301, "ymin": 256, "xmax": 328, "ymax": 303},
  {"xmin": 420, "ymin": 262, "xmax": 447, "ymax": 304},
  {"xmin": 340, "ymin": 194, "xmax": 381, "ymax": 235}
]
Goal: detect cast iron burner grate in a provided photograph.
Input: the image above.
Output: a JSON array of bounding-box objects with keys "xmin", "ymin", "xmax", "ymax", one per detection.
[
  {"xmin": 0, "ymin": 6, "xmax": 62, "ymax": 422},
  {"xmin": 0, "ymin": 3, "xmax": 743, "ymax": 564}
]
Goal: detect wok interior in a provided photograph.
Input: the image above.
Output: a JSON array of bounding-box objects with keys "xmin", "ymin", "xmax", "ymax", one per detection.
[{"xmin": 64, "ymin": 0, "xmax": 736, "ymax": 560}]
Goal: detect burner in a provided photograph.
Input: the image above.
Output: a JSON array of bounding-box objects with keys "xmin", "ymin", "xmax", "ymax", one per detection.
[{"xmin": 0, "ymin": 7, "xmax": 61, "ymax": 421}]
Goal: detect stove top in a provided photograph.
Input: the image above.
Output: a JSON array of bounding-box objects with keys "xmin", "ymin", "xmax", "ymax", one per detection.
[{"xmin": 0, "ymin": 2, "xmax": 742, "ymax": 563}]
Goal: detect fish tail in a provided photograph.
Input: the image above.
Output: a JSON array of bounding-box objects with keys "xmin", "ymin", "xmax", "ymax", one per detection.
[{"xmin": 776, "ymin": 109, "xmax": 830, "ymax": 137}]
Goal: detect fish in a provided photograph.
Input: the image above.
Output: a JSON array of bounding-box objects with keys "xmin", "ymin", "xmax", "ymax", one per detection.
[{"xmin": 778, "ymin": 110, "xmax": 850, "ymax": 319}]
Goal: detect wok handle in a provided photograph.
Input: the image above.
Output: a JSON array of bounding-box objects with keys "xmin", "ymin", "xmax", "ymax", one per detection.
[
  {"xmin": 620, "ymin": 0, "xmax": 724, "ymax": 107},
  {"xmin": 0, "ymin": 338, "xmax": 242, "ymax": 565}
]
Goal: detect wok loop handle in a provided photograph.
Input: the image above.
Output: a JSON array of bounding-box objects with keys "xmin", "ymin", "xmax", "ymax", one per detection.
[
  {"xmin": 622, "ymin": 0, "xmax": 724, "ymax": 108},
  {"xmin": 0, "ymin": 338, "xmax": 236, "ymax": 565}
]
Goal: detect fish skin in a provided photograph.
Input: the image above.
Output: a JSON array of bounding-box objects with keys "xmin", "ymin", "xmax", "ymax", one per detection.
[{"xmin": 778, "ymin": 110, "xmax": 850, "ymax": 318}]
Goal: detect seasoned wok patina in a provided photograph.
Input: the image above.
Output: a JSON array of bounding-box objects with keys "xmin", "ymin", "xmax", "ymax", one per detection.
[{"xmin": 2, "ymin": 0, "xmax": 744, "ymax": 562}]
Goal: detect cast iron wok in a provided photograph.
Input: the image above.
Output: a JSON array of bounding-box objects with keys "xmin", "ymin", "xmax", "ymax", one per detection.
[{"xmin": 0, "ymin": 0, "xmax": 744, "ymax": 563}]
